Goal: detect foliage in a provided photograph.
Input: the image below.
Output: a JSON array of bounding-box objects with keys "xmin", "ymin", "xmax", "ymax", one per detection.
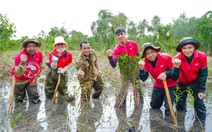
[
  {"xmin": 197, "ymin": 11, "xmax": 212, "ymax": 55},
  {"xmin": 11, "ymin": 113, "xmax": 24, "ymax": 128},
  {"xmin": 0, "ymin": 14, "xmax": 16, "ymax": 51},
  {"xmin": 91, "ymin": 10, "xmax": 131, "ymax": 50},
  {"xmin": 117, "ymin": 55, "xmax": 140, "ymax": 81},
  {"xmin": 176, "ymin": 87, "xmax": 194, "ymax": 106},
  {"xmin": 1, "ymin": 10, "xmax": 212, "ymax": 55},
  {"xmin": 70, "ymin": 30, "xmax": 88, "ymax": 49}
]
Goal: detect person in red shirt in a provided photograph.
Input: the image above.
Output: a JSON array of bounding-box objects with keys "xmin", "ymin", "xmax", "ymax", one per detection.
[
  {"xmin": 174, "ymin": 37, "xmax": 208, "ymax": 125},
  {"xmin": 138, "ymin": 43, "xmax": 180, "ymax": 116},
  {"xmin": 107, "ymin": 27, "xmax": 143, "ymax": 106},
  {"xmin": 10, "ymin": 38, "xmax": 43, "ymax": 104},
  {"xmin": 45, "ymin": 36, "xmax": 73, "ymax": 101},
  {"xmin": 107, "ymin": 27, "xmax": 139, "ymax": 67}
]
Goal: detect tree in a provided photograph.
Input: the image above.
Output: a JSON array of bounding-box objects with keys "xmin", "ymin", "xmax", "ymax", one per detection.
[
  {"xmin": 148, "ymin": 15, "xmax": 161, "ymax": 44},
  {"xmin": 136, "ymin": 19, "xmax": 149, "ymax": 45},
  {"xmin": 70, "ymin": 30, "xmax": 88, "ymax": 49},
  {"xmin": 197, "ymin": 11, "xmax": 212, "ymax": 55},
  {"xmin": 0, "ymin": 14, "xmax": 16, "ymax": 51},
  {"xmin": 91, "ymin": 10, "xmax": 114, "ymax": 50},
  {"xmin": 37, "ymin": 24, "xmax": 72, "ymax": 50},
  {"xmin": 91, "ymin": 10, "xmax": 129, "ymax": 50}
]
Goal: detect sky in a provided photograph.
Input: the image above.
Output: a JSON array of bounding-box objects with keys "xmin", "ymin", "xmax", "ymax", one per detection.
[{"xmin": 0, "ymin": 0, "xmax": 211, "ymax": 39}]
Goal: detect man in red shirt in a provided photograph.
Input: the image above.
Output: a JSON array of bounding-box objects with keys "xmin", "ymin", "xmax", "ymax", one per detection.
[
  {"xmin": 107, "ymin": 27, "xmax": 139, "ymax": 67},
  {"xmin": 107, "ymin": 27, "xmax": 142, "ymax": 106},
  {"xmin": 138, "ymin": 43, "xmax": 180, "ymax": 116},
  {"xmin": 174, "ymin": 37, "xmax": 208, "ymax": 125},
  {"xmin": 11, "ymin": 38, "xmax": 43, "ymax": 104}
]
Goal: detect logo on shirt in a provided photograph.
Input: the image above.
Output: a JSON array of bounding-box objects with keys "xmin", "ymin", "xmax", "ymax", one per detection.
[
  {"xmin": 23, "ymin": 61, "xmax": 41, "ymax": 79},
  {"xmin": 194, "ymin": 63, "xmax": 199, "ymax": 66}
]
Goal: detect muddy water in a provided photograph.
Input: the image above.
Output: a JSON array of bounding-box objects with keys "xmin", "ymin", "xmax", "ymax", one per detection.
[{"xmin": 1, "ymin": 66, "xmax": 212, "ymax": 132}]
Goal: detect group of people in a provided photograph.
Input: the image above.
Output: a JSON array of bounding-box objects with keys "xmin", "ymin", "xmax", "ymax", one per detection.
[
  {"xmin": 10, "ymin": 27, "xmax": 208, "ymax": 125},
  {"xmin": 137, "ymin": 37, "xmax": 207, "ymax": 125},
  {"xmin": 10, "ymin": 36, "xmax": 103, "ymax": 105}
]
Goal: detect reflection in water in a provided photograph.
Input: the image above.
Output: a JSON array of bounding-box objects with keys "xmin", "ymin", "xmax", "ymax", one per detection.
[
  {"xmin": 11, "ymin": 101, "xmax": 42, "ymax": 131},
  {"xmin": 44, "ymin": 99, "xmax": 71, "ymax": 131},
  {"xmin": 0, "ymin": 84, "xmax": 13, "ymax": 132},
  {"xmin": 115, "ymin": 96, "xmax": 143, "ymax": 132},
  {"xmin": 77, "ymin": 99, "xmax": 103, "ymax": 132},
  {"xmin": 149, "ymin": 108, "xmax": 165, "ymax": 131},
  {"xmin": 1, "ymin": 68, "xmax": 212, "ymax": 131}
]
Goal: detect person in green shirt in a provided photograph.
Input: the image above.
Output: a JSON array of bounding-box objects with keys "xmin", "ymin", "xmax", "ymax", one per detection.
[{"xmin": 75, "ymin": 40, "xmax": 103, "ymax": 103}]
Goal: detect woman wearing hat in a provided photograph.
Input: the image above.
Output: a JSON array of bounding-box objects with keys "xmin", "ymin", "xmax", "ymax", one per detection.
[
  {"xmin": 10, "ymin": 38, "xmax": 43, "ymax": 104},
  {"xmin": 138, "ymin": 42, "xmax": 180, "ymax": 116},
  {"xmin": 174, "ymin": 37, "xmax": 208, "ymax": 124},
  {"xmin": 45, "ymin": 36, "xmax": 74, "ymax": 101}
]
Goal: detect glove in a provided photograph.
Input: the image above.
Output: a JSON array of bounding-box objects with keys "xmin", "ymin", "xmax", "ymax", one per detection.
[
  {"xmin": 57, "ymin": 68, "xmax": 65, "ymax": 74},
  {"xmin": 20, "ymin": 54, "xmax": 28, "ymax": 62},
  {"xmin": 52, "ymin": 55, "xmax": 58, "ymax": 63}
]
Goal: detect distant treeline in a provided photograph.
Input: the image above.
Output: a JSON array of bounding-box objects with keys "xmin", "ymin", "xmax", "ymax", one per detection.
[{"xmin": 0, "ymin": 10, "xmax": 212, "ymax": 55}]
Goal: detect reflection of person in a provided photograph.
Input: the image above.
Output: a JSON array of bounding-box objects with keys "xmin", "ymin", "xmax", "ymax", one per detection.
[
  {"xmin": 174, "ymin": 37, "xmax": 208, "ymax": 125},
  {"xmin": 44, "ymin": 99, "xmax": 69, "ymax": 130},
  {"xmin": 45, "ymin": 36, "xmax": 73, "ymax": 100},
  {"xmin": 77, "ymin": 100, "xmax": 103, "ymax": 131},
  {"xmin": 149, "ymin": 108, "xmax": 178, "ymax": 131},
  {"xmin": 107, "ymin": 27, "xmax": 143, "ymax": 106},
  {"xmin": 115, "ymin": 104, "xmax": 143, "ymax": 131},
  {"xmin": 138, "ymin": 43, "xmax": 180, "ymax": 116},
  {"xmin": 75, "ymin": 40, "xmax": 103, "ymax": 102},
  {"xmin": 12, "ymin": 101, "xmax": 42, "ymax": 131},
  {"xmin": 10, "ymin": 38, "xmax": 43, "ymax": 104}
]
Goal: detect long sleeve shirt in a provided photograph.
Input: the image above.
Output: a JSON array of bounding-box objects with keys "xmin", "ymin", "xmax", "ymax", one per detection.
[
  {"xmin": 139, "ymin": 53, "xmax": 178, "ymax": 88},
  {"xmin": 174, "ymin": 50, "xmax": 208, "ymax": 93}
]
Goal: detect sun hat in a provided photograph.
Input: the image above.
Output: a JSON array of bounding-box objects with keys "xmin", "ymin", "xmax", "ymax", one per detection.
[
  {"xmin": 114, "ymin": 27, "xmax": 126, "ymax": 34},
  {"xmin": 141, "ymin": 43, "xmax": 160, "ymax": 58},
  {"xmin": 176, "ymin": 37, "xmax": 200, "ymax": 52},
  {"xmin": 54, "ymin": 36, "xmax": 67, "ymax": 45},
  {"xmin": 22, "ymin": 38, "xmax": 41, "ymax": 48}
]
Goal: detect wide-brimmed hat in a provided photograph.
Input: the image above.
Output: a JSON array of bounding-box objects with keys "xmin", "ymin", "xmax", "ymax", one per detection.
[
  {"xmin": 141, "ymin": 43, "xmax": 160, "ymax": 58},
  {"xmin": 54, "ymin": 36, "xmax": 67, "ymax": 45},
  {"xmin": 22, "ymin": 38, "xmax": 41, "ymax": 48},
  {"xmin": 176, "ymin": 37, "xmax": 200, "ymax": 52}
]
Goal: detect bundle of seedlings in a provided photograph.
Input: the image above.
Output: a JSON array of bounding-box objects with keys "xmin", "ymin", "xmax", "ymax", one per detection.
[{"xmin": 115, "ymin": 55, "xmax": 142, "ymax": 108}]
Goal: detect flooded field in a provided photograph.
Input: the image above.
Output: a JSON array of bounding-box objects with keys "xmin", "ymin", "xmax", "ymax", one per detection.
[{"xmin": 1, "ymin": 51, "xmax": 212, "ymax": 132}]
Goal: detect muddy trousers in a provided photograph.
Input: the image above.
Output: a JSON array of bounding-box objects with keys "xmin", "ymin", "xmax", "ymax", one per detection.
[
  {"xmin": 14, "ymin": 81, "xmax": 40, "ymax": 104},
  {"xmin": 176, "ymin": 86, "xmax": 206, "ymax": 123},
  {"xmin": 80, "ymin": 77, "xmax": 103, "ymax": 101},
  {"xmin": 45, "ymin": 69, "xmax": 68, "ymax": 98},
  {"xmin": 150, "ymin": 86, "xmax": 176, "ymax": 116}
]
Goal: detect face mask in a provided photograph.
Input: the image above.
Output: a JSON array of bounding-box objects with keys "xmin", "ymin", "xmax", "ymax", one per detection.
[{"xmin": 57, "ymin": 48, "xmax": 65, "ymax": 53}]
